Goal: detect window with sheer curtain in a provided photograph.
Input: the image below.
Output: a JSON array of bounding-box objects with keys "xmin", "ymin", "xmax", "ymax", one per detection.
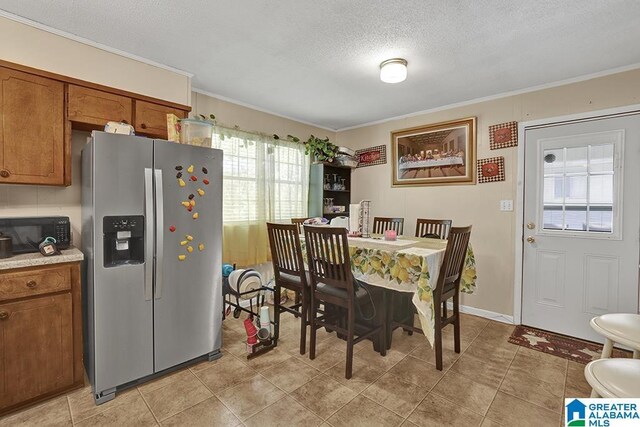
[{"xmin": 212, "ymin": 127, "xmax": 309, "ymax": 266}]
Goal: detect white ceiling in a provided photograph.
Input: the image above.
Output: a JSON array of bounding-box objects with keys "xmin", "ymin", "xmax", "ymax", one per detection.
[{"xmin": 2, "ymin": 1, "xmax": 640, "ymax": 130}]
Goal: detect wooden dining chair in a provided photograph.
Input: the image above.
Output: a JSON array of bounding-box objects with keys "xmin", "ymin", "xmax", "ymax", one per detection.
[
  {"xmin": 372, "ymin": 217, "xmax": 404, "ymax": 235},
  {"xmin": 304, "ymin": 225, "xmax": 386, "ymax": 379},
  {"xmin": 291, "ymin": 218, "xmax": 310, "ymax": 234},
  {"xmin": 392, "ymin": 226, "xmax": 472, "ymax": 370},
  {"xmin": 415, "ymin": 218, "xmax": 452, "ymax": 239},
  {"xmin": 267, "ymin": 222, "xmax": 309, "ymax": 355}
]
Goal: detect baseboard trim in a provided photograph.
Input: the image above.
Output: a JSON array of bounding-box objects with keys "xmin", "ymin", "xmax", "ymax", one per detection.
[{"xmin": 447, "ymin": 302, "xmax": 514, "ymax": 325}]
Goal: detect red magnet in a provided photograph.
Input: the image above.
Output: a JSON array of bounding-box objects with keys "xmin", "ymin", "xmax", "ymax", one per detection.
[
  {"xmin": 203, "ymin": 179, "xmax": 210, "ymax": 185},
  {"xmin": 190, "ymin": 175, "xmax": 198, "ymax": 181},
  {"xmin": 169, "ymin": 225, "xmax": 176, "ymax": 232}
]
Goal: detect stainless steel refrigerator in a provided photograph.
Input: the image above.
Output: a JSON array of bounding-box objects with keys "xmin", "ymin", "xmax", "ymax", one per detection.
[{"xmin": 81, "ymin": 131, "xmax": 222, "ymax": 404}]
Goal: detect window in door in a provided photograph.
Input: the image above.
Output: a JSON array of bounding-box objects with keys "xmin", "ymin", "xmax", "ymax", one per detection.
[{"xmin": 539, "ymin": 130, "xmax": 623, "ymax": 238}]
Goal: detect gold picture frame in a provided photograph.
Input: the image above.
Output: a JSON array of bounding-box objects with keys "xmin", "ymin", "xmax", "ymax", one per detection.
[{"xmin": 391, "ymin": 117, "xmax": 476, "ymax": 186}]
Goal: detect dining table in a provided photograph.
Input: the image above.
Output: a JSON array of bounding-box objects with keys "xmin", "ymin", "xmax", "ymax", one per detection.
[{"xmin": 300, "ymin": 234, "xmax": 477, "ymax": 346}]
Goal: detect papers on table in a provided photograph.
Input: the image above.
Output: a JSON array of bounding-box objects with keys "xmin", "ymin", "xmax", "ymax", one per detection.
[{"xmin": 348, "ymin": 237, "xmax": 416, "ymax": 247}]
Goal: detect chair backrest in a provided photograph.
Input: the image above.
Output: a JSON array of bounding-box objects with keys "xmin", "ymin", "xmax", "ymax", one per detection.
[
  {"xmin": 415, "ymin": 218, "xmax": 452, "ymax": 239},
  {"xmin": 372, "ymin": 217, "xmax": 404, "ymax": 235},
  {"xmin": 435, "ymin": 226, "xmax": 472, "ymax": 296},
  {"xmin": 267, "ymin": 222, "xmax": 306, "ymax": 281},
  {"xmin": 303, "ymin": 225, "xmax": 354, "ymax": 294},
  {"xmin": 291, "ymin": 217, "xmax": 310, "ymax": 234}
]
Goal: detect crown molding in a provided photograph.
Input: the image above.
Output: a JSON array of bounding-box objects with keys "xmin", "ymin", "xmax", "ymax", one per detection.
[
  {"xmin": 192, "ymin": 87, "xmax": 337, "ymax": 133},
  {"xmin": 0, "ymin": 9, "xmax": 194, "ymax": 78},
  {"xmin": 336, "ymin": 62, "xmax": 640, "ymax": 132}
]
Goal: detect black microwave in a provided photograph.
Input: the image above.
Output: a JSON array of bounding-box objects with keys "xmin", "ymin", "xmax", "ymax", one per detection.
[{"xmin": 0, "ymin": 216, "xmax": 71, "ymax": 254}]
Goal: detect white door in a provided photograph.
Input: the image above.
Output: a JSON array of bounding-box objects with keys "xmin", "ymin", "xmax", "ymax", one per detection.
[{"xmin": 522, "ymin": 113, "xmax": 640, "ymax": 342}]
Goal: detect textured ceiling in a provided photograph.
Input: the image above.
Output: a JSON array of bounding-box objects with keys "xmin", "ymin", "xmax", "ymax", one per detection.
[{"xmin": 2, "ymin": 1, "xmax": 640, "ymax": 130}]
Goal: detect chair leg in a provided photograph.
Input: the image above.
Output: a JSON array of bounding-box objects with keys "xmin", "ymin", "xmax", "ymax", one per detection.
[
  {"xmin": 380, "ymin": 292, "xmax": 387, "ymax": 357},
  {"xmin": 402, "ymin": 293, "xmax": 414, "ymax": 336},
  {"xmin": 453, "ymin": 294, "xmax": 461, "ymax": 354},
  {"xmin": 600, "ymin": 338, "xmax": 613, "ymax": 359},
  {"xmin": 434, "ymin": 298, "xmax": 443, "ymax": 371},
  {"xmin": 309, "ymin": 293, "xmax": 317, "ymax": 360},
  {"xmin": 346, "ymin": 304, "xmax": 355, "ymax": 379},
  {"xmin": 299, "ymin": 290, "xmax": 307, "ymax": 355},
  {"xmin": 387, "ymin": 291, "xmax": 394, "ymax": 350},
  {"xmin": 273, "ymin": 285, "xmax": 282, "ymax": 345}
]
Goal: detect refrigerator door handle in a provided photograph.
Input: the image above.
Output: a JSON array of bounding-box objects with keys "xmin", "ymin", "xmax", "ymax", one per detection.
[
  {"xmin": 143, "ymin": 168, "xmax": 153, "ymax": 301},
  {"xmin": 154, "ymin": 168, "xmax": 164, "ymax": 300}
]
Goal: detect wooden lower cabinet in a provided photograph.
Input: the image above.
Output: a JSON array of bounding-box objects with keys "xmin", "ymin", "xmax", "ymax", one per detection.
[{"xmin": 0, "ymin": 262, "xmax": 83, "ymax": 415}]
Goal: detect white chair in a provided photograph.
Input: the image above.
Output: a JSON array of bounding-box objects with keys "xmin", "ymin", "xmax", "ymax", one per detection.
[
  {"xmin": 590, "ymin": 313, "xmax": 640, "ymax": 359},
  {"xmin": 585, "ymin": 358, "xmax": 640, "ymax": 398}
]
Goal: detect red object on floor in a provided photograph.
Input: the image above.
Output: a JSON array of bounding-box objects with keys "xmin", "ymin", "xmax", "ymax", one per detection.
[{"xmin": 243, "ymin": 318, "xmax": 258, "ymax": 345}]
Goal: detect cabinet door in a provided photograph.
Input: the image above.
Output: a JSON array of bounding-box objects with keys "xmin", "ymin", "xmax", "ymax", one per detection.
[
  {"xmin": 0, "ymin": 67, "xmax": 65, "ymax": 185},
  {"xmin": 0, "ymin": 293, "xmax": 73, "ymax": 408},
  {"xmin": 68, "ymin": 85, "xmax": 132, "ymax": 127},
  {"xmin": 134, "ymin": 100, "xmax": 186, "ymax": 139}
]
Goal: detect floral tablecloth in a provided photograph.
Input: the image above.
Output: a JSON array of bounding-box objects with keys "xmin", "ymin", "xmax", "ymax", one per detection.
[{"xmin": 301, "ymin": 235, "xmax": 477, "ymax": 346}]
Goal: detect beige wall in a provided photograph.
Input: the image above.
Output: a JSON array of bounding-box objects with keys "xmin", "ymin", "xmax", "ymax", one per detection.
[
  {"xmin": 0, "ymin": 16, "xmax": 192, "ymax": 244},
  {"xmin": 336, "ymin": 69, "xmax": 640, "ymax": 318},
  {"xmin": 192, "ymin": 91, "xmax": 335, "ymax": 141},
  {"xmin": 0, "ymin": 132, "xmax": 88, "ymax": 242},
  {"xmin": 0, "ymin": 16, "xmax": 191, "ymax": 105},
  {"xmin": 0, "ymin": 91, "xmax": 335, "ymax": 247}
]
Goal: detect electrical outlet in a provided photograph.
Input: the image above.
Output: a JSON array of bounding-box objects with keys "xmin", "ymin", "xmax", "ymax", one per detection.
[{"xmin": 500, "ymin": 200, "xmax": 513, "ymax": 211}]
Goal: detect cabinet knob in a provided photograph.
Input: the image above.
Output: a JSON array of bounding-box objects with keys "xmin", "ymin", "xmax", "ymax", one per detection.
[
  {"xmin": 0, "ymin": 169, "xmax": 9, "ymax": 178},
  {"xmin": 26, "ymin": 280, "xmax": 38, "ymax": 288},
  {"xmin": 0, "ymin": 311, "xmax": 8, "ymax": 320},
  {"xmin": 140, "ymin": 123, "xmax": 147, "ymax": 129}
]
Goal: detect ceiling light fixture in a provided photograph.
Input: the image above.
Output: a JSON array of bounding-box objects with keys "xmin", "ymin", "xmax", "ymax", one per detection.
[{"xmin": 380, "ymin": 58, "xmax": 408, "ymax": 83}]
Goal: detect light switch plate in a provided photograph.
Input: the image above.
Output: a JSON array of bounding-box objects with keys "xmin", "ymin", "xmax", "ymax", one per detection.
[{"xmin": 500, "ymin": 200, "xmax": 513, "ymax": 211}]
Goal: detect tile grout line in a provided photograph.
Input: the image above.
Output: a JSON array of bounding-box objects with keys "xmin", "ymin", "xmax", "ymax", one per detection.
[
  {"xmin": 66, "ymin": 394, "xmax": 74, "ymax": 426},
  {"xmin": 498, "ymin": 346, "xmax": 568, "ymax": 416},
  {"xmin": 398, "ymin": 318, "xmax": 492, "ymax": 425},
  {"xmin": 478, "ymin": 327, "xmax": 519, "ymax": 424},
  {"xmin": 189, "ymin": 358, "xmax": 253, "ymax": 424},
  {"xmin": 235, "ymin": 372, "xmax": 290, "ymax": 422},
  {"xmin": 135, "ymin": 387, "xmax": 162, "ymax": 426}
]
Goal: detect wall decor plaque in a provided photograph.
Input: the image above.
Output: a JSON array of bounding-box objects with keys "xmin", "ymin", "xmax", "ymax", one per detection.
[
  {"xmin": 477, "ymin": 156, "xmax": 505, "ymax": 183},
  {"xmin": 489, "ymin": 121, "xmax": 518, "ymax": 150},
  {"xmin": 355, "ymin": 145, "xmax": 387, "ymax": 168}
]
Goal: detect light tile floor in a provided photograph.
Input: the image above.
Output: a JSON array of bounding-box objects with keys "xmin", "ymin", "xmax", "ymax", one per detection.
[{"xmin": 0, "ymin": 312, "xmax": 593, "ymax": 426}]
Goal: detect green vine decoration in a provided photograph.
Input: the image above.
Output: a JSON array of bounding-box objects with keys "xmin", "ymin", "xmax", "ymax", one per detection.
[{"xmin": 185, "ymin": 112, "xmax": 336, "ymax": 161}]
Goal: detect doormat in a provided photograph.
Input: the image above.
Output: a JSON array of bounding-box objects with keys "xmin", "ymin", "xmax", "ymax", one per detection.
[{"xmin": 508, "ymin": 325, "xmax": 632, "ymax": 364}]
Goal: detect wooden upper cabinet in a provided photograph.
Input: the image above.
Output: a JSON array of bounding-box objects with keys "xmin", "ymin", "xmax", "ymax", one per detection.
[
  {"xmin": 0, "ymin": 293, "xmax": 74, "ymax": 408},
  {"xmin": 68, "ymin": 85, "xmax": 132, "ymax": 128},
  {"xmin": 0, "ymin": 67, "xmax": 65, "ymax": 185},
  {"xmin": 135, "ymin": 100, "xmax": 187, "ymax": 139}
]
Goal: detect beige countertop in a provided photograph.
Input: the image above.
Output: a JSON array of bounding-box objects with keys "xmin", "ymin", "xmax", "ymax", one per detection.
[{"xmin": 0, "ymin": 247, "xmax": 84, "ymax": 271}]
